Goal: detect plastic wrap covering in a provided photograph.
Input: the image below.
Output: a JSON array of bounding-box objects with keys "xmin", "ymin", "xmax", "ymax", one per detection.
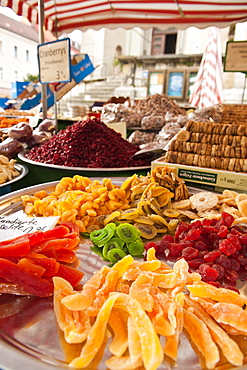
[
  {"xmin": 188, "ymin": 104, "xmax": 224, "ymax": 123},
  {"xmin": 101, "ymin": 103, "xmax": 133, "ymax": 124},
  {"xmin": 127, "ymin": 130, "xmax": 157, "ymax": 145},
  {"xmin": 141, "ymin": 115, "xmax": 165, "ymax": 129}
]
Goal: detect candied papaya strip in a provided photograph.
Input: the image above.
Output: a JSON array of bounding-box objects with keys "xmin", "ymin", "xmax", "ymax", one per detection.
[
  {"xmin": 0, "ymin": 258, "xmax": 53, "ymax": 297},
  {"xmin": 61, "ymin": 265, "xmax": 111, "ymax": 310},
  {"xmin": 43, "ymin": 225, "xmax": 70, "ymax": 239},
  {"xmin": 27, "ymin": 231, "xmax": 44, "ymax": 246},
  {"xmin": 56, "ymin": 264, "xmax": 84, "ymax": 288},
  {"xmin": 183, "ymin": 309, "xmax": 220, "ymax": 369},
  {"xmin": 17, "ymin": 258, "xmax": 46, "ymax": 277},
  {"xmin": 56, "ymin": 249, "xmax": 77, "ymax": 264},
  {"xmin": 29, "ymin": 257, "xmax": 59, "ymax": 277},
  {"xmin": 108, "ymin": 307, "xmax": 129, "ymax": 357},
  {"xmin": 53, "ymin": 277, "xmax": 91, "ymax": 344},
  {"xmin": 0, "ymin": 235, "xmax": 30, "ymax": 257},
  {"xmin": 187, "ymin": 281, "xmax": 247, "ymax": 307},
  {"xmin": 185, "ymin": 296, "xmax": 243, "ymax": 367},
  {"xmin": 193, "ymin": 297, "xmax": 247, "ymax": 334},
  {"xmin": 31, "ymin": 237, "xmax": 80, "ymax": 253}
]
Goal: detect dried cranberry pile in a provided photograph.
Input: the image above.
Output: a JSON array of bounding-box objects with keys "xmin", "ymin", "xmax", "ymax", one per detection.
[
  {"xmin": 145, "ymin": 212, "xmax": 247, "ymax": 291},
  {"xmin": 27, "ymin": 118, "xmax": 150, "ymax": 168}
]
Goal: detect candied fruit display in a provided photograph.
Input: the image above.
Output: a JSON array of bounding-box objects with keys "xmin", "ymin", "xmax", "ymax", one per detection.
[{"xmin": 144, "ymin": 211, "xmax": 247, "ymax": 291}]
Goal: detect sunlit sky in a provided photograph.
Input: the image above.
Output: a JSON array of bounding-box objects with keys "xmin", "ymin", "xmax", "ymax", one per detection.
[{"xmin": 0, "ymin": 5, "xmax": 82, "ymax": 43}]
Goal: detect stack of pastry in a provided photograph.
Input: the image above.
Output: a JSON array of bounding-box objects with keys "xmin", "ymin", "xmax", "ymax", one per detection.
[{"xmin": 162, "ymin": 120, "xmax": 247, "ymax": 172}]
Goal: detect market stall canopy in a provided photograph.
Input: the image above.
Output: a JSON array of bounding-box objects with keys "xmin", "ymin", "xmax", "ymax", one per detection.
[{"xmin": 1, "ymin": 0, "xmax": 247, "ymax": 35}]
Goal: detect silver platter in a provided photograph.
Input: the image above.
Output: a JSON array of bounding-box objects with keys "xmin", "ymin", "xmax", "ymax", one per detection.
[
  {"xmin": 0, "ymin": 180, "xmax": 246, "ymax": 370},
  {"xmin": 18, "ymin": 150, "xmax": 151, "ymax": 172},
  {"xmin": 0, "ymin": 163, "xmax": 28, "ymax": 188}
]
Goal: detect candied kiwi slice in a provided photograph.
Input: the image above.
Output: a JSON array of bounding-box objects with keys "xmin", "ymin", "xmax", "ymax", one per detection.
[
  {"xmin": 127, "ymin": 240, "xmax": 144, "ymax": 256},
  {"xmin": 90, "ymin": 223, "xmax": 116, "ymax": 246},
  {"xmin": 102, "ymin": 237, "xmax": 125, "ymax": 259},
  {"xmin": 134, "ymin": 222, "xmax": 157, "ymax": 239},
  {"xmin": 90, "ymin": 244, "xmax": 108, "ymax": 261},
  {"xmin": 107, "ymin": 248, "xmax": 126, "ymax": 263},
  {"xmin": 116, "ymin": 223, "xmax": 138, "ymax": 243}
]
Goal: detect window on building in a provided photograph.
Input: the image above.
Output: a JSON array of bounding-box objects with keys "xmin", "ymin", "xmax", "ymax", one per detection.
[
  {"xmin": 14, "ymin": 46, "xmax": 18, "ymax": 58},
  {"xmin": 0, "ymin": 68, "xmax": 3, "ymax": 80},
  {"xmin": 26, "ymin": 50, "xmax": 29, "ymax": 61},
  {"xmin": 151, "ymin": 29, "xmax": 177, "ymax": 55}
]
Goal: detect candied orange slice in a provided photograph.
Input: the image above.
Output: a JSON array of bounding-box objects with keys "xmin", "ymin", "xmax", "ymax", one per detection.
[
  {"xmin": 61, "ymin": 265, "xmax": 110, "ymax": 310},
  {"xmin": 185, "ymin": 296, "xmax": 243, "ymax": 367},
  {"xmin": 129, "ymin": 272, "xmax": 154, "ymax": 312},
  {"xmin": 183, "ymin": 309, "xmax": 220, "ymax": 369},
  {"xmin": 108, "ymin": 307, "xmax": 128, "ymax": 357},
  {"xmin": 193, "ymin": 297, "xmax": 247, "ymax": 334},
  {"xmin": 152, "ymin": 271, "xmax": 177, "ymax": 289},
  {"xmin": 187, "ymin": 281, "xmax": 247, "ymax": 307},
  {"xmin": 53, "ymin": 277, "xmax": 91, "ymax": 344}
]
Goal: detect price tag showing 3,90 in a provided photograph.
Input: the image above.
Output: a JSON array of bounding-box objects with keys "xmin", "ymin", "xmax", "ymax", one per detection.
[{"xmin": 38, "ymin": 38, "xmax": 71, "ymax": 84}]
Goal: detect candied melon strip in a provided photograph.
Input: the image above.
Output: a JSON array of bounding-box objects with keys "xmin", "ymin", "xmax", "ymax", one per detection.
[
  {"xmin": 129, "ymin": 272, "xmax": 154, "ymax": 312},
  {"xmin": 163, "ymin": 292, "xmax": 184, "ymax": 361},
  {"xmin": 113, "ymin": 293, "xmax": 164, "ymax": 370},
  {"xmin": 53, "ymin": 277, "xmax": 91, "ymax": 343},
  {"xmin": 193, "ymin": 297, "xmax": 247, "ymax": 334},
  {"xmin": 187, "ymin": 281, "xmax": 247, "ymax": 307},
  {"xmin": 111, "ymin": 254, "xmax": 134, "ymax": 278},
  {"xmin": 108, "ymin": 308, "xmax": 128, "ymax": 357},
  {"xmin": 183, "ymin": 309, "xmax": 220, "ymax": 369},
  {"xmin": 61, "ymin": 265, "xmax": 111, "ymax": 310},
  {"xmin": 69, "ymin": 292, "xmax": 119, "ymax": 368},
  {"xmin": 185, "ymin": 296, "xmax": 243, "ymax": 367}
]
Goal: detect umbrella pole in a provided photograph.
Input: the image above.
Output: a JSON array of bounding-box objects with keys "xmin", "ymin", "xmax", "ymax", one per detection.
[
  {"xmin": 241, "ymin": 73, "xmax": 247, "ymax": 104},
  {"xmin": 38, "ymin": 0, "xmax": 48, "ymax": 119}
]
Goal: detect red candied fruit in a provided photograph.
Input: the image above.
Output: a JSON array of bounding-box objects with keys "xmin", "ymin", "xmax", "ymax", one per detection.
[
  {"xmin": 197, "ymin": 264, "xmax": 219, "ymax": 282},
  {"xmin": 144, "ymin": 242, "xmax": 158, "ymax": 251},
  {"xmin": 143, "ymin": 211, "xmax": 247, "ymax": 290}
]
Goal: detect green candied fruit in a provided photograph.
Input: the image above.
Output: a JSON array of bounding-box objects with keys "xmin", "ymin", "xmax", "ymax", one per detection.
[
  {"xmin": 127, "ymin": 240, "xmax": 144, "ymax": 256},
  {"xmin": 116, "ymin": 223, "xmax": 138, "ymax": 243},
  {"xmin": 102, "ymin": 238, "xmax": 125, "ymax": 259},
  {"xmin": 90, "ymin": 223, "xmax": 116, "ymax": 246},
  {"xmin": 107, "ymin": 248, "xmax": 126, "ymax": 263}
]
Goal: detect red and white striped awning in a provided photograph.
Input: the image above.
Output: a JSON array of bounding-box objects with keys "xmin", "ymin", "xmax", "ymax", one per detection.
[{"xmin": 1, "ymin": 0, "xmax": 247, "ymax": 35}]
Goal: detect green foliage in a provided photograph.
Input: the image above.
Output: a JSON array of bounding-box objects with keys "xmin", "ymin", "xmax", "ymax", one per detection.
[{"xmin": 23, "ymin": 73, "xmax": 39, "ymax": 82}]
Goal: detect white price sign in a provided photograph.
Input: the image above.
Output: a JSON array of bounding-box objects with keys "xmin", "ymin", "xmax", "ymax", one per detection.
[{"xmin": 38, "ymin": 38, "xmax": 71, "ymax": 84}]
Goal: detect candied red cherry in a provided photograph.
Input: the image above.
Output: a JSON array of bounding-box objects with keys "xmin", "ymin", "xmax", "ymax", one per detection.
[
  {"xmin": 144, "ymin": 242, "xmax": 157, "ymax": 251},
  {"xmin": 201, "ymin": 218, "xmax": 213, "ymax": 226},
  {"xmin": 221, "ymin": 284, "xmax": 239, "ymax": 293},
  {"xmin": 194, "ymin": 240, "xmax": 208, "ymax": 251},
  {"xmin": 181, "ymin": 247, "xmax": 199, "ymax": 260},
  {"xmin": 189, "ymin": 220, "xmax": 202, "ymax": 230},
  {"xmin": 197, "ymin": 264, "xmax": 219, "ymax": 282},
  {"xmin": 203, "ymin": 250, "xmax": 221, "ymax": 262},
  {"xmin": 237, "ymin": 255, "xmax": 247, "ymax": 266},
  {"xmin": 212, "ymin": 264, "xmax": 225, "ymax": 280},
  {"xmin": 185, "ymin": 228, "xmax": 201, "ymax": 241},
  {"xmin": 218, "ymin": 211, "xmax": 234, "ymax": 228},
  {"xmin": 227, "ymin": 234, "xmax": 241, "ymax": 251},
  {"xmin": 229, "ymin": 258, "xmax": 240, "ymax": 271},
  {"xmin": 219, "ymin": 239, "xmax": 237, "ymax": 256},
  {"xmin": 167, "ymin": 243, "xmax": 184, "ymax": 256},
  {"xmin": 239, "ymin": 234, "xmax": 247, "ymax": 244},
  {"xmin": 174, "ymin": 222, "xmax": 190, "ymax": 239},
  {"xmin": 217, "ymin": 225, "xmax": 228, "ymax": 238},
  {"xmin": 188, "ymin": 258, "xmax": 205, "ymax": 268},
  {"xmin": 215, "ymin": 254, "xmax": 231, "ymax": 268},
  {"xmin": 224, "ymin": 269, "xmax": 238, "ymax": 283},
  {"xmin": 162, "ymin": 234, "xmax": 175, "ymax": 243},
  {"xmin": 207, "ymin": 281, "xmax": 221, "ymax": 288}
]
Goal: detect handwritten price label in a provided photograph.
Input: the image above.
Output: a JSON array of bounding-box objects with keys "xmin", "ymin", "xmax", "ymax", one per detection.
[{"xmin": 0, "ymin": 214, "xmax": 59, "ymax": 241}]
